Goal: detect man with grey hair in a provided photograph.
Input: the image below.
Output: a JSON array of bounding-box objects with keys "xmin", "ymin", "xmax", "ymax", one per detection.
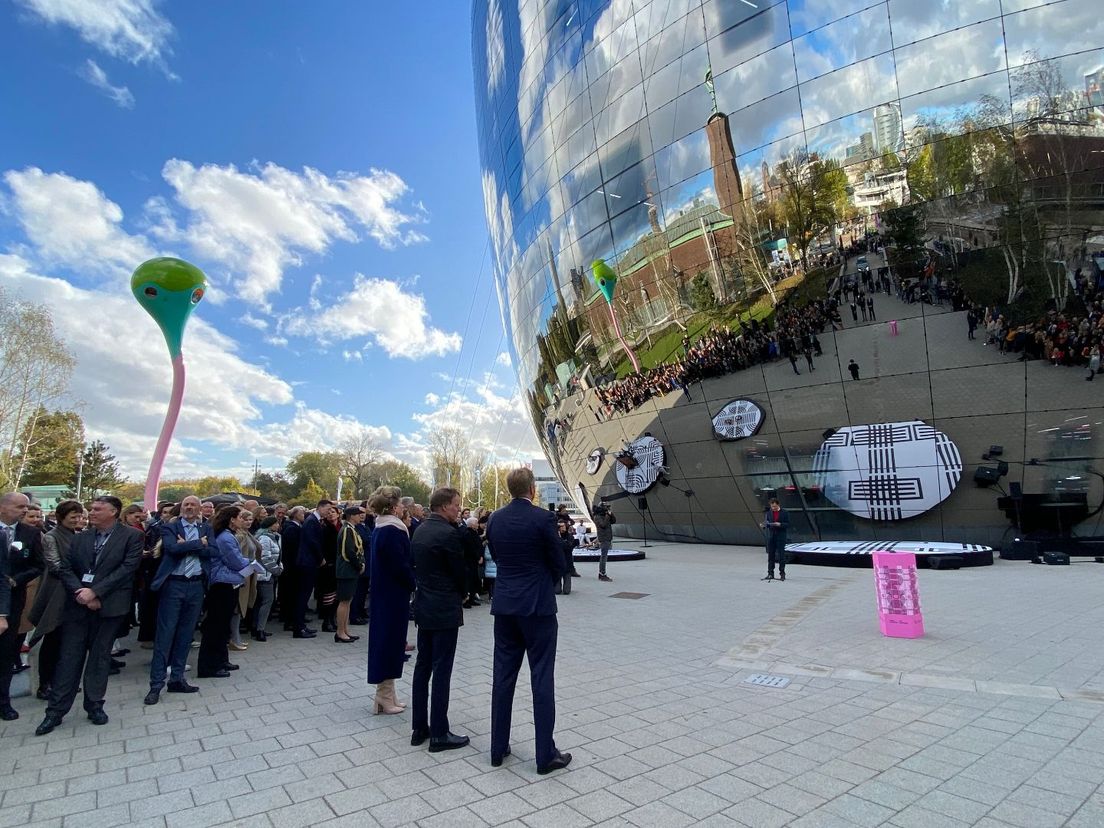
[{"xmin": 1, "ymin": 492, "xmax": 43, "ymax": 720}]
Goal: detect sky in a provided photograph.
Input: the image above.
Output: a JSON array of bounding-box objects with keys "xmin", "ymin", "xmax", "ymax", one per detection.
[{"xmin": 0, "ymin": 0, "xmax": 540, "ymax": 483}]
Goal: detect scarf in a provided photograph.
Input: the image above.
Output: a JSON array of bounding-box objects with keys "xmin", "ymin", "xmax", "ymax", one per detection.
[{"xmin": 374, "ymin": 514, "xmax": 408, "ymax": 536}]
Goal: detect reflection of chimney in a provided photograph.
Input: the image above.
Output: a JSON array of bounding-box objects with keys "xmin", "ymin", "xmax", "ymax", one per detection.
[
  {"xmin": 547, "ymin": 239, "xmax": 568, "ymax": 321},
  {"xmin": 706, "ymin": 112, "xmax": 743, "ymax": 218}
]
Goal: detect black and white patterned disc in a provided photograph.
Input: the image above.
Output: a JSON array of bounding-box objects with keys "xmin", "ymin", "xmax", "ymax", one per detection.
[
  {"xmin": 614, "ymin": 436, "xmax": 666, "ymax": 494},
  {"xmin": 712, "ymin": 399, "xmax": 764, "ymax": 441}
]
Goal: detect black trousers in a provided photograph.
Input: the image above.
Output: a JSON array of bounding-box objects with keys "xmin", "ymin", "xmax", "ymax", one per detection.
[
  {"xmin": 0, "ymin": 587, "xmax": 27, "ymax": 706},
  {"xmin": 278, "ymin": 562, "xmax": 299, "ymax": 623},
  {"xmin": 491, "ymin": 614, "xmax": 558, "ymax": 766},
  {"xmin": 296, "ymin": 566, "xmax": 317, "ymax": 630},
  {"xmin": 351, "ymin": 573, "xmax": 371, "ymax": 620},
  {"xmin": 47, "ymin": 608, "xmax": 119, "ymax": 717},
  {"xmin": 198, "ymin": 582, "xmax": 236, "ymax": 675},
  {"xmin": 37, "ymin": 629, "xmax": 63, "ymax": 692},
  {"xmin": 411, "ymin": 627, "xmax": 459, "ymax": 738},
  {"xmin": 766, "ymin": 537, "xmax": 786, "ymax": 575}
]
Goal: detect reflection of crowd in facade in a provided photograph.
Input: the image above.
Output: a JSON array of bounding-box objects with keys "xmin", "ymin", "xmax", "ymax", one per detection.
[{"xmin": 594, "ymin": 300, "xmax": 835, "ymax": 417}]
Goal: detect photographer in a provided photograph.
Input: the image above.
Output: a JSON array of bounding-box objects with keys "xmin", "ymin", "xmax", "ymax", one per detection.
[{"xmin": 593, "ymin": 505, "xmax": 615, "ymax": 583}]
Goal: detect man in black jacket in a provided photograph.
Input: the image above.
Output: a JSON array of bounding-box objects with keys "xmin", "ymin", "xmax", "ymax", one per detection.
[
  {"xmin": 37, "ymin": 496, "xmax": 142, "ymax": 735},
  {"xmin": 0, "ymin": 492, "xmax": 44, "ymax": 720},
  {"xmin": 409, "ymin": 487, "xmax": 470, "ymax": 753}
]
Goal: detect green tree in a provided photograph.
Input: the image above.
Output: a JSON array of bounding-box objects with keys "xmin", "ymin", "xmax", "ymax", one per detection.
[
  {"xmin": 286, "ymin": 451, "xmax": 342, "ymax": 495},
  {"xmin": 254, "ymin": 471, "xmax": 296, "ymax": 501},
  {"xmin": 292, "ymin": 477, "xmax": 329, "ymax": 507},
  {"xmin": 778, "ymin": 155, "xmax": 848, "ymax": 269},
  {"xmin": 0, "ymin": 288, "xmax": 76, "ymax": 490},
  {"xmin": 688, "ymin": 272, "xmax": 718, "ymax": 312},
  {"xmin": 371, "ymin": 460, "xmax": 431, "ymax": 505},
  {"xmin": 15, "ymin": 408, "xmax": 85, "ymax": 486},
  {"xmin": 74, "ymin": 440, "xmax": 125, "ymax": 499},
  {"xmin": 881, "ymin": 203, "xmax": 927, "ymax": 278},
  {"xmin": 906, "ymin": 143, "xmax": 937, "ymax": 203}
]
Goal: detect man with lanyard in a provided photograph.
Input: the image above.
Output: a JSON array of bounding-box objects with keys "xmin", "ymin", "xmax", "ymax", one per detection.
[
  {"xmin": 36, "ymin": 496, "xmax": 142, "ymax": 735},
  {"xmin": 145, "ymin": 495, "xmax": 214, "ymax": 705}
]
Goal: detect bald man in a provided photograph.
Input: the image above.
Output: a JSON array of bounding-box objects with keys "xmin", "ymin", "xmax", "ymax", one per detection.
[{"xmin": 1, "ymin": 492, "xmax": 44, "ymax": 720}]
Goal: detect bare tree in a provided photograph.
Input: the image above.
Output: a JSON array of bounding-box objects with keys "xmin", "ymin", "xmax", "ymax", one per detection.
[
  {"xmin": 336, "ymin": 429, "xmax": 384, "ymax": 500},
  {"xmin": 427, "ymin": 425, "xmax": 478, "ymax": 491},
  {"xmin": 0, "ymin": 288, "xmax": 76, "ymax": 490}
]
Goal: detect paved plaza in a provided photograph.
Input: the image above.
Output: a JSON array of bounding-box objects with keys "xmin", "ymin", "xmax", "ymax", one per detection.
[{"xmin": 4, "ymin": 543, "xmax": 1104, "ymax": 827}]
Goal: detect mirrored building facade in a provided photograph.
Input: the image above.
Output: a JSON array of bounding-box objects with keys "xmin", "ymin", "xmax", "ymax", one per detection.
[{"xmin": 473, "ymin": 0, "xmax": 1104, "ymax": 546}]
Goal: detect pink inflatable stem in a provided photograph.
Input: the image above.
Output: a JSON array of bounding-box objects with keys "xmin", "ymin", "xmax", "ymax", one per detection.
[
  {"xmin": 607, "ymin": 302, "xmax": 641, "ymax": 373},
  {"xmin": 143, "ymin": 354, "xmax": 185, "ymax": 511}
]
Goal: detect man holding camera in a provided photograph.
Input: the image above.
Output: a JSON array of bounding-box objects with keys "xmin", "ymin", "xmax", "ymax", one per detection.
[{"xmin": 593, "ymin": 504, "xmax": 615, "ymax": 582}]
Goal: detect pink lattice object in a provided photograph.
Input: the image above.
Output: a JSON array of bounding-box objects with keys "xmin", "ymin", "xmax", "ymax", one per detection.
[{"xmin": 872, "ymin": 551, "xmax": 924, "ymax": 638}]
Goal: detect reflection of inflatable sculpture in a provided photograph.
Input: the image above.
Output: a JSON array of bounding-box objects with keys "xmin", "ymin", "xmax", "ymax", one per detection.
[
  {"xmin": 131, "ymin": 257, "xmax": 207, "ymax": 510},
  {"xmin": 586, "ymin": 448, "xmax": 604, "ymax": 475},
  {"xmin": 712, "ymin": 399, "xmax": 765, "ymax": 441},
  {"xmin": 615, "ymin": 435, "xmax": 665, "ymax": 494},
  {"xmin": 812, "ymin": 420, "xmax": 962, "ymax": 521},
  {"xmin": 590, "ymin": 259, "xmax": 640, "ymax": 373}
]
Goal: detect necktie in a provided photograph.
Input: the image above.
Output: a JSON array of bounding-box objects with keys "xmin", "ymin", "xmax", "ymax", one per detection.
[{"xmin": 181, "ymin": 522, "xmax": 202, "ymax": 578}]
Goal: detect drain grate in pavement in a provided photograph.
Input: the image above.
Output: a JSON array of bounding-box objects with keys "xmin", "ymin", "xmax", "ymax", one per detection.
[
  {"xmin": 610, "ymin": 591, "xmax": 650, "ymax": 599},
  {"xmin": 743, "ymin": 673, "xmax": 791, "ymax": 688}
]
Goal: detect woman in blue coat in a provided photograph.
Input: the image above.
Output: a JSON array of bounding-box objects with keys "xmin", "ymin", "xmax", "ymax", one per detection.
[
  {"xmin": 198, "ymin": 506, "xmax": 252, "ymax": 677},
  {"xmin": 367, "ymin": 485, "xmax": 416, "ymax": 714}
]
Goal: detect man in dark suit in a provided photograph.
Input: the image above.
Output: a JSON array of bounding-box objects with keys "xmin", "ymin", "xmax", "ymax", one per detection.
[
  {"xmin": 280, "ymin": 506, "xmax": 304, "ymax": 631},
  {"xmin": 410, "ymin": 487, "xmax": 470, "ymax": 752},
  {"xmin": 295, "ymin": 499, "xmax": 332, "ymax": 638},
  {"xmin": 144, "ymin": 494, "xmax": 215, "ymax": 705},
  {"xmin": 485, "ymin": 467, "xmax": 571, "ymax": 774},
  {"xmin": 36, "ymin": 495, "xmax": 142, "ymax": 735},
  {"xmin": 0, "ymin": 492, "xmax": 44, "ymax": 720},
  {"xmin": 760, "ymin": 497, "xmax": 790, "ymax": 582}
]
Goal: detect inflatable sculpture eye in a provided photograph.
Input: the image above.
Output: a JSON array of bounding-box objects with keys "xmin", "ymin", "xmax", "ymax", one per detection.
[
  {"xmin": 190, "ymin": 287, "xmax": 204, "ymax": 304},
  {"xmin": 144, "ymin": 286, "xmax": 158, "ymax": 297}
]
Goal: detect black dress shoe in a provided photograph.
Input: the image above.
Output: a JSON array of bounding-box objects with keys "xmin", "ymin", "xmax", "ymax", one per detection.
[
  {"xmin": 108, "ymin": 666, "xmax": 121, "ymax": 676},
  {"xmin": 222, "ymin": 663, "xmax": 240, "ymax": 671},
  {"xmin": 35, "ymin": 715, "xmax": 62, "ymax": 736},
  {"xmin": 410, "ymin": 727, "xmax": 430, "ymax": 747},
  {"xmin": 491, "ymin": 745, "xmax": 511, "ymax": 767},
  {"xmin": 167, "ymin": 681, "xmax": 199, "ymax": 694},
  {"xmin": 293, "ymin": 629, "xmax": 317, "ymax": 639},
  {"xmin": 0, "ymin": 705, "xmax": 18, "ymax": 721},
  {"xmin": 111, "ymin": 648, "xmax": 131, "ymax": 657},
  {"xmin": 350, "ymin": 617, "xmax": 367, "ymax": 625},
  {"xmin": 144, "ymin": 689, "xmax": 160, "ymax": 706},
  {"xmin": 334, "ymin": 634, "xmax": 356, "ymax": 644},
  {"xmin": 36, "ymin": 687, "xmax": 50, "ymax": 701},
  {"xmin": 197, "ymin": 669, "xmax": 230, "ymax": 678},
  {"xmin": 110, "ymin": 659, "xmax": 126, "ymax": 669},
  {"xmin": 87, "ymin": 709, "xmax": 109, "ymax": 726},
  {"xmin": 537, "ymin": 751, "xmax": 572, "ymax": 775},
  {"xmin": 429, "ymin": 732, "xmax": 471, "ymax": 753},
  {"xmin": 321, "ymin": 621, "xmax": 336, "ymax": 633}
]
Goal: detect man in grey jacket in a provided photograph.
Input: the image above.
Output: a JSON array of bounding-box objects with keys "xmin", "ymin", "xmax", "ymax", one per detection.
[{"xmin": 593, "ymin": 505, "xmax": 615, "ymax": 582}]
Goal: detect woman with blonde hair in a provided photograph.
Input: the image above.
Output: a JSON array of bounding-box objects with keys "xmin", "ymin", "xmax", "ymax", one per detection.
[{"xmin": 366, "ymin": 485, "xmax": 415, "ymax": 714}]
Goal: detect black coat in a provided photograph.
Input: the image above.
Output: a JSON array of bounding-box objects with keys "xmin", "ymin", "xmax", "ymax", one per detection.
[
  {"xmin": 485, "ymin": 499, "xmax": 564, "ymax": 617},
  {"xmin": 58, "ymin": 523, "xmax": 143, "ymax": 618},
  {"xmin": 412, "ymin": 515, "xmax": 467, "ymax": 630},
  {"xmin": 280, "ymin": 520, "xmax": 301, "ymax": 569},
  {"xmin": 3, "ymin": 522, "xmax": 44, "ymax": 621}
]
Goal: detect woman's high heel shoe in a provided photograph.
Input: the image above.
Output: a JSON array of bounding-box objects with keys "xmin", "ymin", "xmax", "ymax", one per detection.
[{"xmin": 334, "ymin": 634, "xmax": 356, "ymax": 644}]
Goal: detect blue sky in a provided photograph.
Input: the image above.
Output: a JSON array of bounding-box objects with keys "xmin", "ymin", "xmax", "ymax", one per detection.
[{"xmin": 0, "ymin": 0, "xmax": 537, "ymax": 481}]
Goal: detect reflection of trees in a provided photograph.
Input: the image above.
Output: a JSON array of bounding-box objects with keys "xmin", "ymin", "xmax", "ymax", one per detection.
[
  {"xmin": 777, "ymin": 153, "xmax": 849, "ymax": 269},
  {"xmin": 903, "ymin": 50, "xmax": 1100, "ymax": 313}
]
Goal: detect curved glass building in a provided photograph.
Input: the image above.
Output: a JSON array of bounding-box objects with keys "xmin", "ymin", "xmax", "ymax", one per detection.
[{"xmin": 473, "ymin": 0, "xmax": 1104, "ymax": 547}]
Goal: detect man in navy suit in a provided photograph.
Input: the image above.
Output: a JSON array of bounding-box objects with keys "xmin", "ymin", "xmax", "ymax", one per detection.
[
  {"xmin": 485, "ymin": 467, "xmax": 571, "ymax": 774},
  {"xmin": 145, "ymin": 495, "xmax": 216, "ymax": 705},
  {"xmin": 295, "ymin": 499, "xmax": 332, "ymax": 638}
]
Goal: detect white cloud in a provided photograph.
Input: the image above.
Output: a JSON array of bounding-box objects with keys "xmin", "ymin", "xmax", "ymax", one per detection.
[
  {"xmin": 78, "ymin": 58, "xmax": 135, "ymax": 108},
  {"xmin": 2, "ymin": 167, "xmax": 155, "ymax": 276},
  {"xmin": 153, "ymin": 159, "xmax": 428, "ymax": 306},
  {"xmin": 495, "ymin": 350, "xmax": 512, "ymax": 367},
  {"xmin": 15, "ymin": 0, "xmax": 173, "ymax": 67},
  {"xmin": 241, "ymin": 312, "xmax": 268, "ymax": 331},
  {"xmin": 284, "ymin": 273, "xmax": 462, "ymax": 360}
]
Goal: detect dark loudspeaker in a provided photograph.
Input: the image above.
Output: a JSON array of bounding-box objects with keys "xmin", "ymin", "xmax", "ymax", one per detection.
[
  {"xmin": 1009, "ymin": 481, "xmax": 1023, "ymax": 498},
  {"xmin": 928, "ymin": 556, "xmax": 963, "ymax": 570},
  {"xmin": 989, "ymin": 445, "xmax": 1004, "ymax": 456},
  {"xmin": 974, "ymin": 466, "xmax": 1001, "ymax": 486},
  {"xmin": 1001, "ymin": 539, "xmax": 1037, "ymax": 560},
  {"xmin": 638, "ymin": 497, "xmax": 648, "ymax": 511},
  {"xmin": 1043, "ymin": 551, "xmax": 1070, "ymax": 565},
  {"xmin": 997, "ymin": 461, "xmax": 1009, "ymax": 477}
]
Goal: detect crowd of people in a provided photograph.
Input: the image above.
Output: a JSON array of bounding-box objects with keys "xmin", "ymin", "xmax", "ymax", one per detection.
[{"xmin": 0, "ymin": 471, "xmax": 612, "ymax": 772}]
